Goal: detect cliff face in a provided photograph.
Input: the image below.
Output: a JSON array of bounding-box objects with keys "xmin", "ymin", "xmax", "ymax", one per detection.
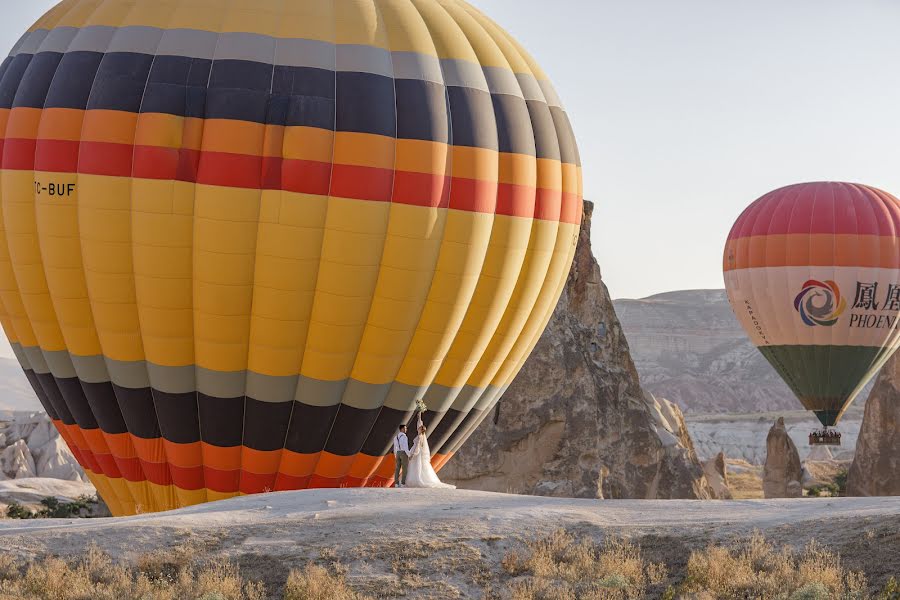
[
  {"xmin": 848, "ymin": 355, "xmax": 900, "ymax": 496},
  {"xmin": 441, "ymin": 202, "xmax": 713, "ymax": 499}
]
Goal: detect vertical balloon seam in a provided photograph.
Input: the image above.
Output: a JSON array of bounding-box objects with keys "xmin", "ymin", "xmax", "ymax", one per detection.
[
  {"xmin": 129, "ymin": 8, "xmax": 183, "ymax": 512},
  {"xmin": 272, "ymin": 1, "xmax": 341, "ymax": 492},
  {"xmin": 191, "ymin": 7, "xmax": 229, "ymax": 505},
  {"xmin": 16, "ymin": 3, "xmax": 114, "ymax": 510},
  {"xmin": 436, "ymin": 0, "xmax": 565, "ymax": 467},
  {"xmin": 232, "ymin": 20, "xmax": 278, "ymax": 499},
  {"xmin": 73, "ymin": 8, "xmax": 145, "ymax": 513},
  {"xmin": 435, "ymin": 0, "xmax": 553, "ymax": 460},
  {"xmin": 336, "ymin": 0, "xmax": 452, "ymax": 487},
  {"xmin": 86, "ymin": 5, "xmax": 174, "ymax": 512},
  {"xmin": 0, "ymin": 23, "xmax": 83, "ymax": 491},
  {"xmin": 303, "ymin": 0, "xmax": 398, "ymax": 487},
  {"xmin": 31, "ymin": 0, "xmax": 135, "ymax": 514},
  {"xmin": 420, "ymin": 0, "xmax": 522, "ymax": 457}
]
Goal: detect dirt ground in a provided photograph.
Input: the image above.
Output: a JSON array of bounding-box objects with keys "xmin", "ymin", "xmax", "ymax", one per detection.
[{"xmin": 0, "ymin": 488, "xmax": 897, "ymax": 598}]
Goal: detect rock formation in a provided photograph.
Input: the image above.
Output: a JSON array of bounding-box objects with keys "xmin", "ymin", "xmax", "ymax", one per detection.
[
  {"xmin": 0, "ymin": 412, "xmax": 85, "ymax": 482},
  {"xmin": 763, "ymin": 417, "xmax": 803, "ymax": 498},
  {"xmin": 703, "ymin": 451, "xmax": 732, "ymax": 499},
  {"xmin": 848, "ymin": 355, "xmax": 900, "ymax": 496},
  {"xmin": 441, "ymin": 201, "xmax": 714, "ymax": 499}
]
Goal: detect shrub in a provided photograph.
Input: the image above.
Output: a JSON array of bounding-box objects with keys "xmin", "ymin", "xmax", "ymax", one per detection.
[
  {"xmin": 500, "ymin": 530, "xmax": 667, "ymax": 599},
  {"xmin": 283, "ymin": 564, "xmax": 371, "ymax": 600},
  {"xmin": 880, "ymin": 577, "xmax": 900, "ymax": 600},
  {"xmin": 680, "ymin": 532, "xmax": 867, "ymax": 599},
  {"xmin": 5, "ymin": 495, "xmax": 99, "ymax": 520},
  {"xmin": 0, "ymin": 547, "xmax": 265, "ymax": 600}
]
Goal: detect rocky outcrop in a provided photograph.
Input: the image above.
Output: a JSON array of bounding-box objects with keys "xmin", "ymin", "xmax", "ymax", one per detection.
[
  {"xmin": 441, "ymin": 201, "xmax": 714, "ymax": 499},
  {"xmin": 0, "ymin": 412, "xmax": 85, "ymax": 482},
  {"xmin": 703, "ymin": 452, "xmax": 732, "ymax": 499},
  {"xmin": 763, "ymin": 417, "xmax": 803, "ymax": 498},
  {"xmin": 848, "ymin": 355, "xmax": 900, "ymax": 496}
]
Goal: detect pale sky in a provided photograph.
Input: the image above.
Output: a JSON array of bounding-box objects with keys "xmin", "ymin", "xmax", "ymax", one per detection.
[{"xmin": 0, "ymin": 1, "xmax": 898, "ymax": 362}]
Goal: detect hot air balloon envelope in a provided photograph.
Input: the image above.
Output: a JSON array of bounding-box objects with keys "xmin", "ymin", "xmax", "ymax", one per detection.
[
  {"xmin": 0, "ymin": 0, "xmax": 582, "ymax": 515},
  {"xmin": 724, "ymin": 182, "xmax": 900, "ymax": 428}
]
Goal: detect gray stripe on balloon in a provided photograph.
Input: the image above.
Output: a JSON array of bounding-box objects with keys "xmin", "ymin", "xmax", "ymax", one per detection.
[{"xmin": 7, "ymin": 344, "xmax": 499, "ymax": 412}]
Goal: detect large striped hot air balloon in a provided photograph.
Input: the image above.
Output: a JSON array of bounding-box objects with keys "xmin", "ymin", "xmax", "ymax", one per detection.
[
  {"xmin": 724, "ymin": 182, "xmax": 900, "ymax": 438},
  {"xmin": 0, "ymin": 0, "xmax": 582, "ymax": 515}
]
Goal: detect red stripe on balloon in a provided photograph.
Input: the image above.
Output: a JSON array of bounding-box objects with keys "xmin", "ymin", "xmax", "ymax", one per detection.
[{"xmin": 2, "ymin": 138, "xmax": 581, "ymax": 224}]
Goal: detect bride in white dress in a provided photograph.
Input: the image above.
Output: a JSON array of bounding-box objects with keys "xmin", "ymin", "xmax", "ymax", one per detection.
[{"xmin": 405, "ymin": 418, "xmax": 456, "ymax": 489}]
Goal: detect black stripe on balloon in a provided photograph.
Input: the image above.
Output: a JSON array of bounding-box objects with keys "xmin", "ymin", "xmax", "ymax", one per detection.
[
  {"xmin": 0, "ymin": 55, "xmax": 31, "ymax": 107},
  {"xmin": 551, "ymin": 107, "xmax": 580, "ymax": 167},
  {"xmin": 44, "ymin": 51, "xmax": 104, "ymax": 110},
  {"xmin": 359, "ymin": 406, "xmax": 418, "ymax": 457},
  {"xmin": 394, "ymin": 78, "xmax": 450, "ymax": 144},
  {"xmin": 10, "ymin": 52, "xmax": 61, "ymax": 109},
  {"xmin": 493, "ymin": 93, "xmax": 535, "ymax": 157},
  {"xmin": 113, "ymin": 384, "xmax": 163, "ymax": 440},
  {"xmin": 283, "ymin": 401, "xmax": 340, "ymax": 455},
  {"xmin": 197, "ymin": 393, "xmax": 244, "ymax": 448},
  {"xmin": 153, "ymin": 390, "xmax": 201, "ymax": 445},
  {"xmin": 22, "ymin": 368, "xmax": 59, "ymax": 421},
  {"xmin": 434, "ymin": 408, "xmax": 484, "ymax": 455},
  {"xmin": 447, "ymin": 86, "xmax": 498, "ymax": 152},
  {"xmin": 80, "ymin": 381, "xmax": 128, "ymax": 435},
  {"xmin": 0, "ymin": 56, "xmax": 13, "ymax": 87},
  {"xmin": 88, "ymin": 52, "xmax": 155, "ymax": 112},
  {"xmin": 335, "ymin": 70, "xmax": 396, "ymax": 138},
  {"xmin": 33, "ymin": 372, "xmax": 76, "ymax": 426},
  {"xmin": 526, "ymin": 99, "xmax": 561, "ymax": 163},
  {"xmin": 426, "ymin": 407, "xmax": 467, "ymax": 451},
  {"xmin": 1, "ymin": 49, "xmax": 568, "ymax": 161},
  {"xmin": 243, "ymin": 398, "xmax": 292, "ymax": 452},
  {"xmin": 322, "ymin": 404, "xmax": 386, "ymax": 457},
  {"xmin": 55, "ymin": 377, "xmax": 100, "ymax": 430},
  {"xmin": 19, "ymin": 370, "xmax": 486, "ymax": 459}
]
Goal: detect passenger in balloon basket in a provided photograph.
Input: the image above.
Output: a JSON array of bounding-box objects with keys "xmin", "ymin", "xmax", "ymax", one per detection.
[
  {"xmin": 392, "ymin": 400, "xmax": 456, "ymax": 489},
  {"xmin": 809, "ymin": 428, "xmax": 842, "ymax": 446}
]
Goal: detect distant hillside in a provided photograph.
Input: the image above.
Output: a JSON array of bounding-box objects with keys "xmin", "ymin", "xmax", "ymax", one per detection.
[
  {"xmin": 613, "ymin": 289, "xmax": 870, "ymax": 414},
  {"xmin": 0, "ymin": 358, "xmax": 38, "ymax": 413}
]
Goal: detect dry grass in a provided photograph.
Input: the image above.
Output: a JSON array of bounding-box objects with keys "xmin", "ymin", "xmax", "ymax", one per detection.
[
  {"xmin": 0, "ymin": 545, "xmax": 265, "ymax": 600},
  {"xmin": 0, "ymin": 529, "xmax": 893, "ymax": 599},
  {"xmin": 501, "ymin": 529, "xmax": 667, "ymax": 599},
  {"xmin": 283, "ymin": 564, "xmax": 372, "ymax": 600},
  {"xmin": 680, "ymin": 531, "xmax": 868, "ymax": 599}
]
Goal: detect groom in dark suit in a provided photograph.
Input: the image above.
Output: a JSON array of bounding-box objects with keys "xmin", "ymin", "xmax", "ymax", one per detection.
[{"xmin": 392, "ymin": 424, "xmax": 411, "ymax": 487}]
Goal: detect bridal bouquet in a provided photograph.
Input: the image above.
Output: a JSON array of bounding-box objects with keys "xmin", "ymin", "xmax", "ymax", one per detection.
[{"xmin": 415, "ymin": 398, "xmax": 427, "ymax": 413}]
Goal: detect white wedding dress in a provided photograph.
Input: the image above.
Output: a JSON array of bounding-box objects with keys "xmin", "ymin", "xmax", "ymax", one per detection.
[{"xmin": 405, "ymin": 433, "xmax": 456, "ymax": 489}]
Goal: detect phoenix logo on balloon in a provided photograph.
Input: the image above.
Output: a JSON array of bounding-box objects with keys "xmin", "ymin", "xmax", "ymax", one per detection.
[{"xmin": 794, "ymin": 280, "xmax": 846, "ymax": 326}]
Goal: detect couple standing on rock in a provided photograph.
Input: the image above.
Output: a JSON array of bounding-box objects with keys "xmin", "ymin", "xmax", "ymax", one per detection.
[{"xmin": 392, "ymin": 416, "xmax": 455, "ymax": 489}]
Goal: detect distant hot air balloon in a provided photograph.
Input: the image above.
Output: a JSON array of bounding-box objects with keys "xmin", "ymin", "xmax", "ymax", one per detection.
[
  {"xmin": 723, "ymin": 182, "xmax": 900, "ymax": 444},
  {"xmin": 0, "ymin": 0, "xmax": 582, "ymax": 515}
]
